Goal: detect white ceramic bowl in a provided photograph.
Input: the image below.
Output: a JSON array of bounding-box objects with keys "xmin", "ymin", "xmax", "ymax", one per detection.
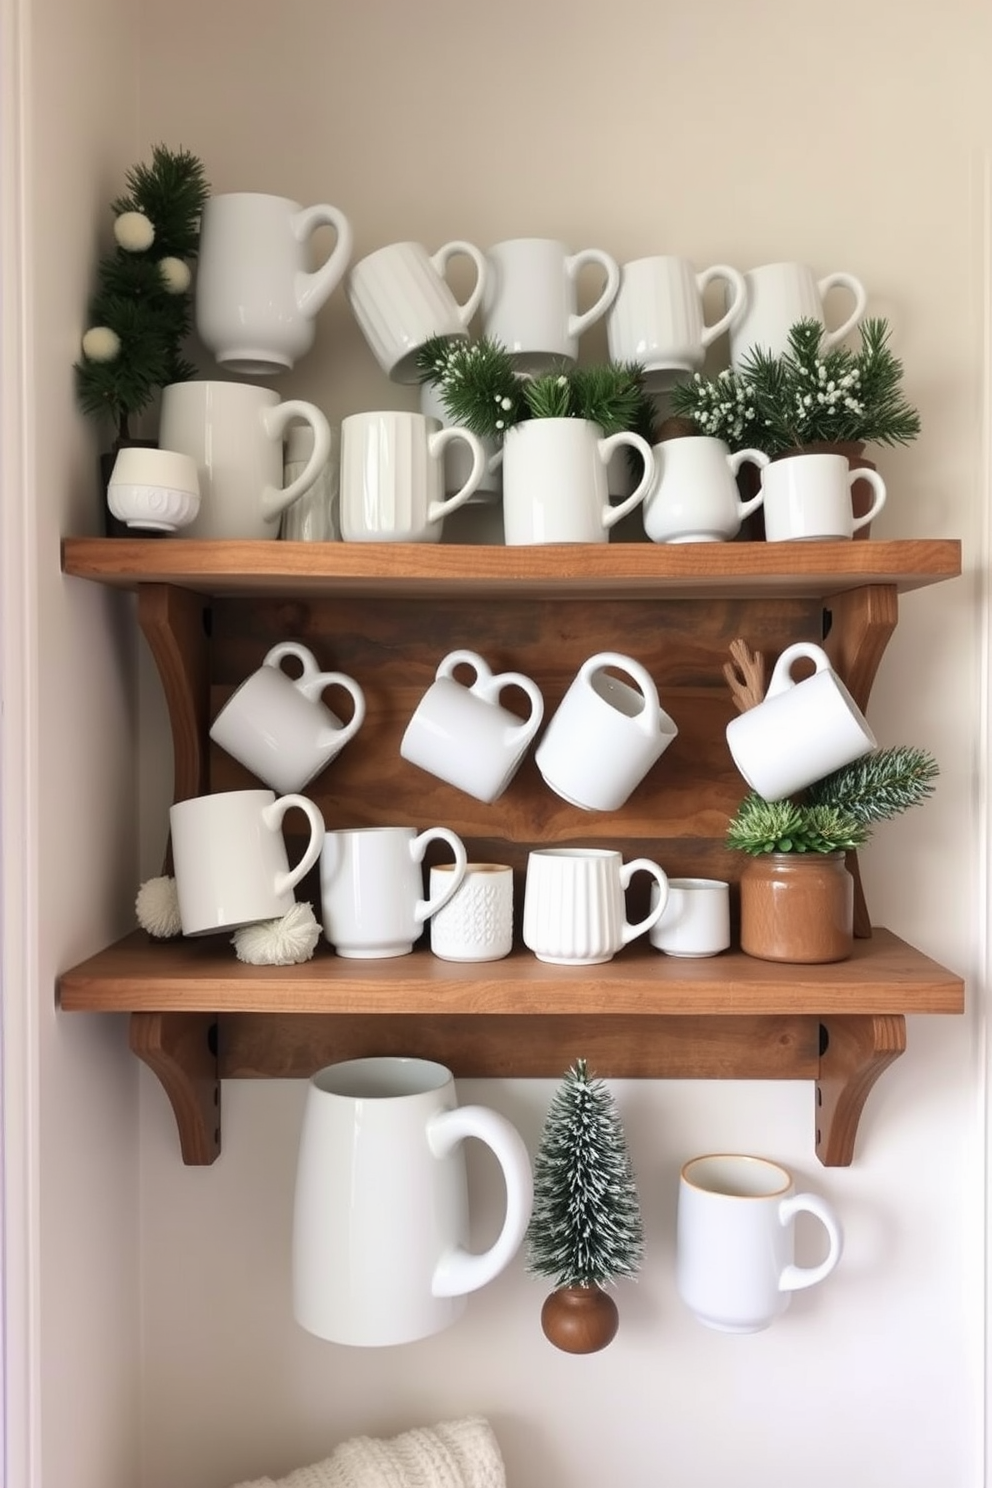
[{"xmin": 107, "ymin": 447, "xmax": 200, "ymax": 532}]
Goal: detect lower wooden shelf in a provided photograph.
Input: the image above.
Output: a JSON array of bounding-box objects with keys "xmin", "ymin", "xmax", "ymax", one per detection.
[{"xmin": 58, "ymin": 928, "xmax": 964, "ymax": 1168}]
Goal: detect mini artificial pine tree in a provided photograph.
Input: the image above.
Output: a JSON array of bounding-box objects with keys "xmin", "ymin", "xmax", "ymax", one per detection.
[
  {"xmin": 526, "ymin": 1058, "xmax": 643, "ymax": 1353},
  {"xmin": 74, "ymin": 144, "xmax": 210, "ymax": 449}
]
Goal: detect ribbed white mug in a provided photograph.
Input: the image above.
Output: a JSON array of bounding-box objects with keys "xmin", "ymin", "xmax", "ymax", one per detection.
[
  {"xmin": 339, "ymin": 411, "xmax": 485, "ymax": 542},
  {"xmin": 522, "ymin": 847, "xmax": 669, "ymax": 965},
  {"xmin": 728, "ymin": 261, "xmax": 867, "ymax": 367},
  {"xmin": 607, "ymin": 255, "xmax": 747, "ymax": 391},
  {"xmin": 482, "ymin": 237, "xmax": 620, "ymax": 373}
]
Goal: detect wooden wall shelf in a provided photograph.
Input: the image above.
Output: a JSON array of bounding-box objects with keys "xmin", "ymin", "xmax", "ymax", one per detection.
[{"xmin": 57, "ymin": 538, "xmax": 965, "ymax": 1168}]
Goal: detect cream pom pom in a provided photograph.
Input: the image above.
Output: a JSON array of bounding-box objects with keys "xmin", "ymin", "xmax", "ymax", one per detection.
[
  {"xmin": 135, "ymin": 876, "xmax": 182, "ymax": 938},
  {"xmin": 114, "ymin": 210, "xmax": 155, "ymax": 252},
  {"xmin": 232, "ymin": 902, "xmax": 321, "ymax": 966},
  {"xmin": 158, "ymin": 255, "xmax": 191, "ymax": 294},
  {"xmin": 81, "ymin": 325, "xmax": 121, "ymax": 362}
]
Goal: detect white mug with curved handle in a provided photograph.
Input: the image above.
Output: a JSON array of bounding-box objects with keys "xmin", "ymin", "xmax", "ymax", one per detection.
[
  {"xmin": 320, "ymin": 825, "xmax": 468, "ymax": 958},
  {"xmin": 523, "ymin": 847, "xmax": 669, "ymax": 965},
  {"xmin": 293, "ymin": 1056, "xmax": 533, "ymax": 1346},
  {"xmin": 761, "ymin": 452, "xmax": 887, "ymax": 541},
  {"xmin": 729, "ymin": 261, "xmax": 867, "ymax": 366},
  {"xmin": 482, "ymin": 237, "xmax": 621, "ymax": 373},
  {"xmin": 347, "ymin": 239, "xmax": 489, "ymax": 382},
  {"xmin": 536, "ymin": 651, "xmax": 678, "ymax": 811},
  {"xmin": 500, "ymin": 418, "xmax": 656, "ymax": 546},
  {"xmin": 339, "ymin": 411, "xmax": 485, "ymax": 542},
  {"xmin": 607, "ymin": 255, "xmax": 748, "ymax": 390},
  {"xmin": 643, "ymin": 435, "xmax": 768, "ymax": 543}
]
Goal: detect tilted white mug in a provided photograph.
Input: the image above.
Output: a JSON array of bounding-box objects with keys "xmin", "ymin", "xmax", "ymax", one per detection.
[
  {"xmin": 160, "ymin": 381, "xmax": 332, "ymax": 540},
  {"xmin": 522, "ymin": 847, "xmax": 669, "ymax": 965},
  {"xmin": 195, "ymin": 192, "xmax": 353, "ymax": 374},
  {"xmin": 725, "ymin": 641, "xmax": 877, "ymax": 802},
  {"xmin": 339, "ymin": 410, "xmax": 485, "ymax": 542},
  {"xmin": 642, "ymin": 435, "xmax": 768, "ymax": 543},
  {"xmin": 347, "ymin": 239, "xmax": 489, "ymax": 383},
  {"xmin": 761, "ymin": 452, "xmax": 887, "ymax": 541},
  {"xmin": 729, "ymin": 261, "xmax": 868, "ymax": 367},
  {"xmin": 482, "ymin": 237, "xmax": 621, "ymax": 373},
  {"xmin": 607, "ymin": 255, "xmax": 747, "ymax": 391},
  {"xmin": 400, "ymin": 648, "xmax": 544, "ymax": 804},
  {"xmin": 501, "ymin": 418, "xmax": 656, "ymax": 546},
  {"xmin": 293, "ymin": 1056, "xmax": 533, "ymax": 1347},
  {"xmin": 320, "ymin": 825, "xmax": 468, "ymax": 958},
  {"xmin": 169, "ymin": 788, "xmax": 326, "ymax": 936},
  {"xmin": 536, "ymin": 651, "xmax": 678, "ymax": 811},
  {"xmin": 676, "ymin": 1153, "xmax": 844, "ymax": 1333},
  {"xmin": 209, "ymin": 641, "xmax": 365, "ymax": 794}
]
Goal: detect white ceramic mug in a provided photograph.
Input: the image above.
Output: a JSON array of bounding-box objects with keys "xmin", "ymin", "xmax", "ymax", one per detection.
[
  {"xmin": 761, "ymin": 452, "xmax": 887, "ymax": 541},
  {"xmin": 195, "ymin": 192, "xmax": 353, "ymax": 374},
  {"xmin": 607, "ymin": 256, "xmax": 747, "ymax": 391},
  {"xmin": 676, "ymin": 1153, "xmax": 844, "ymax": 1333},
  {"xmin": 482, "ymin": 237, "xmax": 620, "ymax": 373},
  {"xmin": 320, "ymin": 825, "xmax": 468, "ymax": 958},
  {"xmin": 642, "ymin": 436, "xmax": 768, "ymax": 543},
  {"xmin": 729, "ymin": 261, "xmax": 868, "ymax": 367},
  {"xmin": 522, "ymin": 847, "xmax": 669, "ymax": 965},
  {"xmin": 725, "ymin": 641, "xmax": 877, "ymax": 802},
  {"xmin": 280, "ymin": 424, "xmax": 340, "ymax": 541},
  {"xmin": 169, "ymin": 788, "xmax": 325, "ymax": 937},
  {"xmin": 160, "ymin": 381, "xmax": 332, "ymax": 540},
  {"xmin": 209, "ymin": 641, "xmax": 365, "ymax": 794},
  {"xmin": 106, "ymin": 446, "xmax": 200, "ymax": 533},
  {"xmin": 339, "ymin": 411, "xmax": 485, "ymax": 542},
  {"xmin": 293, "ymin": 1056, "xmax": 533, "ymax": 1347},
  {"xmin": 346, "ymin": 239, "xmax": 489, "ymax": 383},
  {"xmin": 536, "ymin": 651, "xmax": 678, "ymax": 812},
  {"xmin": 419, "ymin": 381, "xmax": 502, "ymax": 502},
  {"xmin": 429, "ymin": 863, "xmax": 514, "ymax": 962},
  {"xmin": 649, "ymin": 877, "xmax": 731, "ymax": 957},
  {"xmin": 501, "ymin": 418, "xmax": 656, "ymax": 546},
  {"xmin": 400, "ymin": 648, "xmax": 544, "ymax": 804}
]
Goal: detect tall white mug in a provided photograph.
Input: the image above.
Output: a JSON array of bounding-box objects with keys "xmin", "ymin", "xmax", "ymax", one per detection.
[
  {"xmin": 607, "ymin": 255, "xmax": 747, "ymax": 391},
  {"xmin": 729, "ymin": 261, "xmax": 867, "ymax": 367},
  {"xmin": 320, "ymin": 825, "xmax": 468, "ymax": 958},
  {"xmin": 501, "ymin": 418, "xmax": 655, "ymax": 546},
  {"xmin": 523, "ymin": 847, "xmax": 669, "ymax": 965},
  {"xmin": 339, "ymin": 411, "xmax": 485, "ymax": 542},
  {"xmin": 195, "ymin": 192, "xmax": 353, "ymax": 374},
  {"xmin": 293, "ymin": 1056, "xmax": 533, "ymax": 1346},
  {"xmin": 482, "ymin": 237, "xmax": 620, "ymax": 373}
]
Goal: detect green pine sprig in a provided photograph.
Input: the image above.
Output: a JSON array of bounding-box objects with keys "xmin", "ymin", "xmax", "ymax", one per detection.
[
  {"xmin": 805, "ymin": 746, "xmax": 939, "ymax": 825},
  {"xmin": 112, "ymin": 144, "xmax": 209, "ymax": 259}
]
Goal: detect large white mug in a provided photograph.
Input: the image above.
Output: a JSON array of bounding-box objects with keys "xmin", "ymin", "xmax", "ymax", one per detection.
[
  {"xmin": 676, "ymin": 1153, "xmax": 844, "ymax": 1333},
  {"xmin": 536, "ymin": 651, "xmax": 678, "ymax": 812},
  {"xmin": 347, "ymin": 239, "xmax": 489, "ymax": 383},
  {"xmin": 169, "ymin": 788, "xmax": 325, "ymax": 937},
  {"xmin": 761, "ymin": 452, "xmax": 887, "ymax": 541},
  {"xmin": 195, "ymin": 192, "xmax": 353, "ymax": 374},
  {"xmin": 339, "ymin": 411, "xmax": 485, "ymax": 542},
  {"xmin": 607, "ymin": 255, "xmax": 747, "ymax": 391},
  {"xmin": 160, "ymin": 380, "xmax": 332, "ymax": 540},
  {"xmin": 729, "ymin": 261, "xmax": 868, "ymax": 367},
  {"xmin": 400, "ymin": 648, "xmax": 544, "ymax": 804},
  {"xmin": 209, "ymin": 641, "xmax": 365, "ymax": 794},
  {"xmin": 293, "ymin": 1056, "xmax": 533, "ymax": 1347},
  {"xmin": 642, "ymin": 435, "xmax": 768, "ymax": 543},
  {"xmin": 725, "ymin": 641, "xmax": 877, "ymax": 802},
  {"xmin": 482, "ymin": 237, "xmax": 620, "ymax": 373},
  {"xmin": 522, "ymin": 847, "xmax": 669, "ymax": 965},
  {"xmin": 320, "ymin": 825, "xmax": 468, "ymax": 958},
  {"xmin": 501, "ymin": 418, "xmax": 655, "ymax": 546}
]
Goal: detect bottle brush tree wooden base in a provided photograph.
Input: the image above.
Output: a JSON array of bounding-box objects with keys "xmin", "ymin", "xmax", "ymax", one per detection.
[{"xmin": 541, "ymin": 1284, "xmax": 619, "ymax": 1354}]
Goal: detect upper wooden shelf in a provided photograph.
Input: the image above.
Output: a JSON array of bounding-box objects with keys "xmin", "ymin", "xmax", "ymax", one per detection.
[{"xmin": 61, "ymin": 537, "xmax": 962, "ymax": 601}]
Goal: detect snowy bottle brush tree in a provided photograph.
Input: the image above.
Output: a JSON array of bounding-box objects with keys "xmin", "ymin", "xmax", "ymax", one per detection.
[{"xmin": 526, "ymin": 1059, "xmax": 644, "ymax": 1353}]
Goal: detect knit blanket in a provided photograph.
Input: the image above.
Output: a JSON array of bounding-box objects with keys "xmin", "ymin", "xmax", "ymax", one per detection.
[{"xmin": 229, "ymin": 1417, "xmax": 505, "ymax": 1488}]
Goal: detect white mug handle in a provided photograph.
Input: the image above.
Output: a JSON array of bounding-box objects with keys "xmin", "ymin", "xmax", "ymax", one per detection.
[
  {"xmin": 292, "ymin": 203, "xmax": 353, "ymax": 316},
  {"xmin": 428, "ymin": 427, "xmax": 486, "ymax": 522},
  {"xmin": 764, "ymin": 641, "xmax": 833, "ymax": 701},
  {"xmin": 816, "ymin": 271, "xmax": 868, "ymax": 348},
  {"xmin": 778, "ymin": 1193, "xmax": 844, "ymax": 1292},
  {"xmin": 411, "ymin": 827, "xmax": 468, "ymax": 924},
  {"xmin": 577, "ymin": 650, "xmax": 663, "ymax": 739},
  {"xmin": 485, "ymin": 670, "xmax": 545, "ymax": 744},
  {"xmin": 263, "ymin": 794, "xmax": 326, "ymax": 897},
  {"xmin": 261, "ymin": 403, "xmax": 333, "ymax": 524},
  {"xmin": 428, "ymin": 1104, "xmax": 534, "ymax": 1298},
  {"xmin": 566, "ymin": 248, "xmax": 621, "ymax": 339},
  {"xmin": 848, "ymin": 466, "xmax": 887, "ymax": 531},
  {"xmin": 261, "ymin": 642, "xmax": 365, "ymax": 744},
  {"xmin": 598, "ymin": 432, "xmax": 656, "ymax": 529},
  {"xmin": 697, "ymin": 264, "xmax": 748, "ymax": 347},
  {"xmin": 430, "ymin": 240, "xmax": 489, "ymax": 327},
  {"xmin": 619, "ymin": 858, "xmax": 669, "ymax": 946},
  {"xmin": 728, "ymin": 447, "xmax": 770, "ymax": 520}
]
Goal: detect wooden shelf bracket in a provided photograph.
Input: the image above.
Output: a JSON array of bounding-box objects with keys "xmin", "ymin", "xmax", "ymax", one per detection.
[
  {"xmin": 129, "ymin": 1011, "xmax": 221, "ymax": 1165},
  {"xmin": 815, "ymin": 1013, "xmax": 907, "ymax": 1166}
]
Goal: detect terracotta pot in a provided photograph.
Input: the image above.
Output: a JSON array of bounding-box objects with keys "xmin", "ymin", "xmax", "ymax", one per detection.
[
  {"xmin": 540, "ymin": 1284, "xmax": 619, "ymax": 1354},
  {"xmin": 739, "ymin": 852, "xmax": 854, "ymax": 964}
]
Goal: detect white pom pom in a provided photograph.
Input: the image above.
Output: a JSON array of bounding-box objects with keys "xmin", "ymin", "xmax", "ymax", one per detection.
[
  {"xmin": 81, "ymin": 325, "xmax": 121, "ymax": 362},
  {"xmin": 114, "ymin": 210, "xmax": 155, "ymax": 252},
  {"xmin": 158, "ymin": 256, "xmax": 191, "ymax": 294},
  {"xmin": 232, "ymin": 902, "xmax": 321, "ymax": 966},
  {"xmin": 135, "ymin": 876, "xmax": 182, "ymax": 938}
]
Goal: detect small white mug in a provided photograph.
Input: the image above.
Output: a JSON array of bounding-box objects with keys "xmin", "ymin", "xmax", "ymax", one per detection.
[
  {"xmin": 607, "ymin": 255, "xmax": 747, "ymax": 391},
  {"xmin": 209, "ymin": 641, "xmax": 365, "ymax": 794},
  {"xmin": 339, "ymin": 411, "xmax": 485, "ymax": 542},
  {"xmin": 195, "ymin": 192, "xmax": 353, "ymax": 374},
  {"xmin": 649, "ymin": 877, "xmax": 731, "ymax": 958},
  {"xmin": 501, "ymin": 418, "xmax": 656, "ymax": 546},
  {"xmin": 522, "ymin": 847, "xmax": 669, "ymax": 966},
  {"xmin": 106, "ymin": 446, "xmax": 200, "ymax": 533},
  {"xmin": 761, "ymin": 452, "xmax": 886, "ymax": 541},
  {"xmin": 400, "ymin": 649, "xmax": 544, "ymax": 804},
  {"xmin": 482, "ymin": 237, "xmax": 620, "ymax": 373},
  {"xmin": 677, "ymin": 1153, "xmax": 844, "ymax": 1333},
  {"xmin": 347, "ymin": 239, "xmax": 489, "ymax": 383},
  {"xmin": 429, "ymin": 863, "xmax": 514, "ymax": 962},
  {"xmin": 320, "ymin": 825, "xmax": 468, "ymax": 958},
  {"xmin": 729, "ymin": 261, "xmax": 867, "ymax": 367},
  {"xmin": 643, "ymin": 436, "xmax": 768, "ymax": 543},
  {"xmin": 170, "ymin": 788, "xmax": 326, "ymax": 937},
  {"xmin": 536, "ymin": 651, "xmax": 678, "ymax": 812},
  {"xmin": 725, "ymin": 641, "xmax": 877, "ymax": 802}
]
